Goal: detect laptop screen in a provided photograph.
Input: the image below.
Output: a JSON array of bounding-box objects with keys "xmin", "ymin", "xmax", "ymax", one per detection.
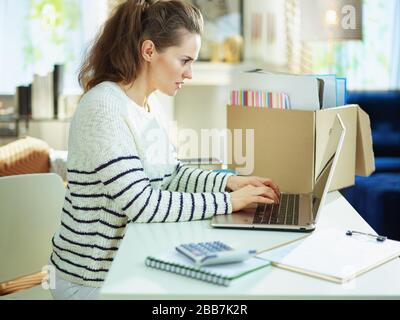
[{"xmin": 312, "ymin": 115, "xmax": 346, "ymax": 221}]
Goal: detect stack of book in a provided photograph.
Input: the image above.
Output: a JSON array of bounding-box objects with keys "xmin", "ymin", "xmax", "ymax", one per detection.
[
  {"xmin": 229, "ymin": 89, "xmax": 290, "ymax": 109},
  {"xmin": 229, "ymin": 70, "xmax": 347, "ymax": 111},
  {"xmin": 16, "ymin": 64, "xmax": 64, "ymax": 120}
]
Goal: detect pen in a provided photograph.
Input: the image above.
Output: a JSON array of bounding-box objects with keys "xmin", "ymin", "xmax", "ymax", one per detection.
[{"xmin": 346, "ymin": 230, "xmax": 387, "ymax": 242}]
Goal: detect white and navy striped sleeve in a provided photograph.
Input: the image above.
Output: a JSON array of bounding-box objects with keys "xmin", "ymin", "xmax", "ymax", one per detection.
[
  {"xmin": 161, "ymin": 162, "xmax": 234, "ymax": 194},
  {"xmin": 87, "ymin": 100, "xmax": 232, "ymax": 223}
]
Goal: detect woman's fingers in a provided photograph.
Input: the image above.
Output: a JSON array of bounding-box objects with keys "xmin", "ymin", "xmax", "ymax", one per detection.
[
  {"xmin": 253, "ymin": 196, "xmax": 275, "ymax": 204},
  {"xmin": 231, "ymin": 185, "xmax": 279, "ymax": 212},
  {"xmin": 262, "ymin": 186, "xmax": 279, "ymax": 203},
  {"xmin": 251, "ymin": 178, "xmax": 265, "ymax": 188},
  {"xmin": 259, "ymin": 177, "xmax": 280, "ymax": 197},
  {"xmin": 253, "ymin": 186, "xmax": 279, "ymax": 203}
]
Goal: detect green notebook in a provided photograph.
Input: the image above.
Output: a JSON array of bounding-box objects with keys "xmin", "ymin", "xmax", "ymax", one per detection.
[{"xmin": 145, "ymin": 251, "xmax": 271, "ymax": 286}]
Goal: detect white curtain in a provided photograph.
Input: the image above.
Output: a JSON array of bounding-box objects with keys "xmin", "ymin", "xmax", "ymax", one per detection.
[
  {"xmin": 0, "ymin": 0, "xmax": 31, "ymax": 94},
  {"xmin": 285, "ymin": 0, "xmax": 313, "ymax": 74},
  {"xmin": 63, "ymin": 0, "xmax": 108, "ymax": 94},
  {"xmin": 390, "ymin": 0, "xmax": 400, "ymax": 88}
]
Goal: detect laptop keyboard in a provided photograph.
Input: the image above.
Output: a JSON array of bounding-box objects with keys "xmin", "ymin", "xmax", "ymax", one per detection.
[{"xmin": 253, "ymin": 194, "xmax": 300, "ymax": 225}]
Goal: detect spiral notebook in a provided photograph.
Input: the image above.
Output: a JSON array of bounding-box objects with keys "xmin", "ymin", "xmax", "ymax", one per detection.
[{"xmin": 145, "ymin": 250, "xmax": 271, "ymax": 286}]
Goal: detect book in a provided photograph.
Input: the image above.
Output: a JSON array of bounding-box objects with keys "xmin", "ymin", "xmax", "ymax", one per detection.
[
  {"xmin": 305, "ymin": 74, "xmax": 337, "ymax": 108},
  {"xmin": 232, "ymin": 71, "xmax": 321, "ymax": 111},
  {"xmin": 257, "ymin": 228, "xmax": 400, "ymax": 283},
  {"xmin": 229, "ymin": 90, "xmax": 291, "ymax": 109},
  {"xmin": 32, "ymin": 72, "xmax": 54, "ymax": 119},
  {"xmin": 336, "ymin": 78, "xmax": 347, "ymax": 106},
  {"xmin": 16, "ymin": 85, "xmax": 31, "ymax": 118},
  {"xmin": 53, "ymin": 64, "xmax": 64, "ymax": 119},
  {"xmin": 145, "ymin": 250, "xmax": 271, "ymax": 286}
]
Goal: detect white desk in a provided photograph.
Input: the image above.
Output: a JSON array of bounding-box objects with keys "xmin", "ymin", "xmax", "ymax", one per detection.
[{"xmin": 100, "ymin": 192, "xmax": 400, "ymax": 299}]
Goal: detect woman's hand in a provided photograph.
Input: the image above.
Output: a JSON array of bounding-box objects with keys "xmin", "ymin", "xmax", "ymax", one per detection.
[
  {"xmin": 230, "ymin": 185, "xmax": 279, "ymax": 212},
  {"xmin": 226, "ymin": 175, "xmax": 280, "ymax": 198},
  {"xmin": 226, "ymin": 176, "xmax": 281, "ymax": 212}
]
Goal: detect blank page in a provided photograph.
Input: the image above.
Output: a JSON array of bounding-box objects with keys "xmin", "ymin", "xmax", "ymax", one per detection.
[{"xmin": 257, "ymin": 228, "xmax": 400, "ymax": 283}]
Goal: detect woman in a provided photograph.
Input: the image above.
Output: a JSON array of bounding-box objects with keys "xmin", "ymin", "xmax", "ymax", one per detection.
[{"xmin": 50, "ymin": 0, "xmax": 280, "ymax": 300}]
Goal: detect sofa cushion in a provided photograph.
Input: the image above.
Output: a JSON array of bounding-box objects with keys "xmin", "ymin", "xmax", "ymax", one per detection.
[
  {"xmin": 0, "ymin": 137, "xmax": 50, "ymax": 176},
  {"xmin": 375, "ymin": 157, "xmax": 400, "ymax": 173},
  {"xmin": 372, "ymin": 132, "xmax": 400, "ymax": 157},
  {"xmin": 347, "ymin": 91, "xmax": 400, "ymax": 157},
  {"xmin": 347, "ymin": 91, "xmax": 400, "ymax": 130}
]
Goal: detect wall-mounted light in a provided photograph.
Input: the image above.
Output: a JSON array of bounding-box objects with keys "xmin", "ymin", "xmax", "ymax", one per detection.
[{"xmin": 325, "ymin": 9, "xmax": 338, "ymax": 26}]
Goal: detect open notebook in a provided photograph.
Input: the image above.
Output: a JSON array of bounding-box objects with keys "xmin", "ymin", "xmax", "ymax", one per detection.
[
  {"xmin": 257, "ymin": 228, "xmax": 400, "ymax": 283},
  {"xmin": 146, "ymin": 250, "xmax": 271, "ymax": 286}
]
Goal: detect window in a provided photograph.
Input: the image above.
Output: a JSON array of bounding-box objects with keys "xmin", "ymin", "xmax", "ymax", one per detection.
[
  {"xmin": 0, "ymin": 0, "xmax": 108, "ymax": 95},
  {"xmin": 309, "ymin": 0, "xmax": 399, "ymax": 90}
]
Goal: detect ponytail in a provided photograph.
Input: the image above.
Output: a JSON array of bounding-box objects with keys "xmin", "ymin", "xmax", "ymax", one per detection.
[{"xmin": 79, "ymin": 0, "xmax": 203, "ymax": 93}]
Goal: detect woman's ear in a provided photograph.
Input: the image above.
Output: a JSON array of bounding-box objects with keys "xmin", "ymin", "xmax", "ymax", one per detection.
[{"xmin": 141, "ymin": 40, "xmax": 156, "ymax": 62}]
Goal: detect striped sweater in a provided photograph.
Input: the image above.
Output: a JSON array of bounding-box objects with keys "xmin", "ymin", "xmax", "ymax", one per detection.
[{"xmin": 51, "ymin": 81, "xmax": 234, "ymax": 287}]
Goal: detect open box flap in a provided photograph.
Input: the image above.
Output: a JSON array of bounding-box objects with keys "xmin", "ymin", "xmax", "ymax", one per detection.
[{"xmin": 355, "ymin": 106, "xmax": 375, "ymax": 176}]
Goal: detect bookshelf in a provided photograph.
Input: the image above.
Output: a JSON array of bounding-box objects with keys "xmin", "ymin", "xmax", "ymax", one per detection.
[
  {"xmin": 1, "ymin": 62, "xmax": 253, "ymax": 152},
  {"xmin": 0, "ymin": 115, "xmax": 19, "ymax": 137},
  {"xmin": 0, "ymin": 117, "xmax": 70, "ymax": 150}
]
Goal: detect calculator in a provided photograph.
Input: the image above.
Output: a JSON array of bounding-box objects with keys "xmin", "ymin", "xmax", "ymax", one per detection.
[{"xmin": 175, "ymin": 241, "xmax": 257, "ymax": 267}]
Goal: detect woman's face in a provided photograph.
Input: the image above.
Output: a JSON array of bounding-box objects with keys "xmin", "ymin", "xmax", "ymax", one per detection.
[{"xmin": 149, "ymin": 31, "xmax": 201, "ymax": 96}]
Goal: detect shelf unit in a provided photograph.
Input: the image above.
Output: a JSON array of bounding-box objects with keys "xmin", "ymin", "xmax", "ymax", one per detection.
[{"xmin": 1, "ymin": 62, "xmax": 257, "ymax": 152}]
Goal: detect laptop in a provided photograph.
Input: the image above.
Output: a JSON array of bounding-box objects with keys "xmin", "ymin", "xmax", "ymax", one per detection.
[{"xmin": 211, "ymin": 114, "xmax": 346, "ymax": 232}]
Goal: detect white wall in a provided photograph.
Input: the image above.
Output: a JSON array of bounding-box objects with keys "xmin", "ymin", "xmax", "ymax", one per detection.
[{"xmin": 174, "ymin": 85, "xmax": 230, "ymax": 160}]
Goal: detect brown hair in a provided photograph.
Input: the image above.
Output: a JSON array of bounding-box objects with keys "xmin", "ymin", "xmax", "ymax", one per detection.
[{"xmin": 79, "ymin": 0, "xmax": 203, "ymax": 93}]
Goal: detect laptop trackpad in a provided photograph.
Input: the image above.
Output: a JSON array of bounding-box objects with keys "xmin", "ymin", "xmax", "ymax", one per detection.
[{"xmin": 212, "ymin": 207, "xmax": 257, "ymax": 225}]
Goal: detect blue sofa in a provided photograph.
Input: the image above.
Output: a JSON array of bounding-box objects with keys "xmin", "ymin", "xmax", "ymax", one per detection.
[{"xmin": 341, "ymin": 91, "xmax": 400, "ymax": 240}]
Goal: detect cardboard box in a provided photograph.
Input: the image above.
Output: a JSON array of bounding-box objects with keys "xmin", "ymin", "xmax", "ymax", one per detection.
[{"xmin": 227, "ymin": 104, "xmax": 375, "ymax": 193}]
